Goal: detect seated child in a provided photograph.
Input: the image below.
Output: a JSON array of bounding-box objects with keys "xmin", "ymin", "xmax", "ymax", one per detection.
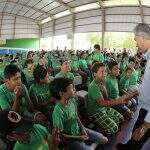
[
  {"xmin": 87, "ymin": 62, "xmax": 136, "ymax": 135},
  {"xmin": 50, "ymin": 77, "xmax": 108, "ymax": 150},
  {"xmin": 55, "ymin": 60, "xmax": 74, "ymax": 81}
]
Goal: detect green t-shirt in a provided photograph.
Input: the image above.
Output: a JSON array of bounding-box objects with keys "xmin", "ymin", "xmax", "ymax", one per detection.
[
  {"xmin": 29, "ymin": 83, "xmax": 51, "ymax": 104},
  {"xmin": 119, "ymin": 75, "xmax": 130, "ymax": 95},
  {"xmin": 14, "ymin": 124, "xmax": 49, "ymax": 150},
  {"xmin": 105, "ymin": 74, "xmax": 119, "ymax": 99},
  {"xmin": 0, "ymin": 65, "xmax": 5, "ymax": 78},
  {"xmin": 0, "ymin": 84, "xmax": 26, "ymax": 114},
  {"xmin": 71, "ymin": 59, "xmax": 79, "ymax": 71},
  {"xmin": 55, "ymin": 71, "xmax": 75, "ymax": 81},
  {"xmin": 23, "ymin": 68, "xmax": 34, "ymax": 84},
  {"xmin": 79, "ymin": 59, "xmax": 88, "ymax": 70},
  {"xmin": 129, "ymin": 68, "xmax": 138, "ymax": 86},
  {"xmin": 53, "ymin": 98, "xmax": 81, "ymax": 136},
  {"xmin": 52, "ymin": 59, "xmax": 60, "ymax": 70},
  {"xmin": 87, "ymin": 80, "xmax": 106, "ymax": 115},
  {"xmin": 92, "ymin": 52, "xmax": 104, "ymax": 62}
]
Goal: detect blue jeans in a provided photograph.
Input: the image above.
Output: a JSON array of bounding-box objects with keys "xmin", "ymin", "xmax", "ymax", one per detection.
[{"xmin": 66, "ymin": 128, "xmax": 104, "ymax": 150}]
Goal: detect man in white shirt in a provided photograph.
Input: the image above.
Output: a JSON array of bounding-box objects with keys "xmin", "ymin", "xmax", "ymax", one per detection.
[{"xmin": 117, "ymin": 23, "xmax": 150, "ymax": 150}]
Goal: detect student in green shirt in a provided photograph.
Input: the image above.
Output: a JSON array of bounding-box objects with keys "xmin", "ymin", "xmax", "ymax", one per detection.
[
  {"xmin": 87, "ymin": 62, "xmax": 136, "ymax": 135},
  {"xmin": 0, "ymin": 110, "xmax": 51, "ymax": 150},
  {"xmin": 50, "ymin": 78, "xmax": 108, "ymax": 150},
  {"xmin": 23, "ymin": 59, "xmax": 34, "ymax": 88},
  {"xmin": 71, "ymin": 54, "xmax": 88, "ymax": 86},
  {"xmin": 0, "ymin": 64, "xmax": 47, "ymax": 124},
  {"xmin": 119, "ymin": 67, "xmax": 133, "ymax": 95},
  {"xmin": 105, "ymin": 61, "xmax": 137, "ymax": 118},
  {"xmin": 92, "ymin": 44, "xmax": 104, "ymax": 63},
  {"xmin": 29, "ymin": 65, "xmax": 54, "ymax": 122},
  {"xmin": 55, "ymin": 60, "xmax": 75, "ymax": 81},
  {"xmin": 79, "ymin": 52, "xmax": 92, "ymax": 79},
  {"xmin": 0, "ymin": 59, "xmax": 5, "ymax": 84},
  {"xmin": 128, "ymin": 57, "xmax": 138, "ymax": 86}
]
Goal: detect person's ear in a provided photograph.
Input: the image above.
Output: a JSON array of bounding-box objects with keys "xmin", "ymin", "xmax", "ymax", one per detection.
[{"xmin": 59, "ymin": 91, "xmax": 63, "ymax": 97}]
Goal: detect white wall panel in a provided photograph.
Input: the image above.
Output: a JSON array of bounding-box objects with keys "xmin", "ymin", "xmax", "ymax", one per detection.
[
  {"xmin": 75, "ymin": 16, "xmax": 101, "ymax": 26},
  {"xmin": 75, "ymin": 24, "xmax": 101, "ymax": 33},
  {"xmin": 42, "ymin": 27, "xmax": 53, "ymax": 33},
  {"xmin": 41, "ymin": 32, "xmax": 53, "ymax": 38},
  {"xmin": 1, "ymin": 34, "xmax": 13, "ymax": 39},
  {"xmin": 55, "ymin": 21, "xmax": 72, "ymax": 30},
  {"xmin": 143, "ymin": 7, "xmax": 150, "ymax": 15},
  {"xmin": 55, "ymin": 15, "xmax": 72, "ymax": 24},
  {"xmin": 55, "ymin": 28, "xmax": 72, "ymax": 35},
  {"xmin": 106, "ymin": 14, "xmax": 141, "ymax": 23},
  {"xmin": 106, "ymin": 23, "xmax": 137, "ymax": 32},
  {"xmin": 75, "ymin": 9, "xmax": 101, "ymax": 19},
  {"xmin": 1, "ymin": 29, "xmax": 13, "ymax": 35},
  {"xmin": 144, "ymin": 16, "xmax": 150, "ymax": 24},
  {"xmin": 106, "ymin": 7, "xmax": 140, "ymax": 14}
]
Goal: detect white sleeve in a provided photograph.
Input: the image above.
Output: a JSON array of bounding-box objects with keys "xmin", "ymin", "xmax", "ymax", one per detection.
[{"xmin": 144, "ymin": 111, "xmax": 150, "ymax": 123}]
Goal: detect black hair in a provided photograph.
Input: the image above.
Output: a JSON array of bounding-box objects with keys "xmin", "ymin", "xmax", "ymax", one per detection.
[
  {"xmin": 129, "ymin": 57, "xmax": 136, "ymax": 63},
  {"xmin": 91, "ymin": 62, "xmax": 105, "ymax": 73},
  {"xmin": 24, "ymin": 59, "xmax": 33, "ymax": 67},
  {"xmin": 49, "ymin": 78, "xmax": 73, "ymax": 100},
  {"xmin": 4, "ymin": 64, "xmax": 20, "ymax": 79},
  {"xmin": 10, "ymin": 60, "xmax": 17, "ymax": 64},
  {"xmin": 0, "ymin": 59, "xmax": 3, "ymax": 63},
  {"xmin": 33, "ymin": 65, "xmax": 47, "ymax": 83},
  {"xmin": 108, "ymin": 61, "xmax": 118, "ymax": 71},
  {"xmin": 94, "ymin": 44, "xmax": 100, "ymax": 50},
  {"xmin": 92, "ymin": 60, "xmax": 98, "ymax": 66},
  {"xmin": 125, "ymin": 67, "xmax": 133, "ymax": 72}
]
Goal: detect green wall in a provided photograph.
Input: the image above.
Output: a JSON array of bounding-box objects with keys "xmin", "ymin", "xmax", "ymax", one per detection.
[{"xmin": 3, "ymin": 38, "xmax": 40, "ymax": 49}]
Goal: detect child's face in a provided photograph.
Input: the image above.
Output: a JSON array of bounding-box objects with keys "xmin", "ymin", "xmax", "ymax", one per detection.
[
  {"xmin": 126, "ymin": 69, "xmax": 132, "ymax": 78},
  {"xmin": 128, "ymin": 61, "xmax": 135, "ymax": 68},
  {"xmin": 64, "ymin": 84, "xmax": 76, "ymax": 98},
  {"xmin": 61, "ymin": 62, "xmax": 71, "ymax": 72},
  {"xmin": 27, "ymin": 63, "xmax": 33, "ymax": 68},
  {"xmin": 97, "ymin": 66, "xmax": 106, "ymax": 80},
  {"xmin": 7, "ymin": 72, "xmax": 22, "ymax": 90},
  {"xmin": 111, "ymin": 65, "xmax": 120, "ymax": 77}
]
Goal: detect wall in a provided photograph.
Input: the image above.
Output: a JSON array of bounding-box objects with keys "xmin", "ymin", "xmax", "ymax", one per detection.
[{"xmin": 2, "ymin": 38, "xmax": 40, "ymax": 49}]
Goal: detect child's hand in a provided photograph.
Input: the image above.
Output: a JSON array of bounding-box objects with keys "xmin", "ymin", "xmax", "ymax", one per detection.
[
  {"xmin": 79, "ymin": 135, "xmax": 89, "ymax": 141},
  {"xmin": 15, "ymin": 85, "xmax": 26, "ymax": 98}
]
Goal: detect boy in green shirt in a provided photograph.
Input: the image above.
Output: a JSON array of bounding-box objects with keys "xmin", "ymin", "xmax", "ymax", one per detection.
[
  {"xmin": 87, "ymin": 62, "xmax": 135, "ymax": 135},
  {"xmin": 0, "ymin": 59, "xmax": 5, "ymax": 84},
  {"xmin": 119, "ymin": 67, "xmax": 133, "ymax": 95},
  {"xmin": 92, "ymin": 44, "xmax": 104, "ymax": 63},
  {"xmin": 105, "ymin": 61, "xmax": 138, "ymax": 118},
  {"xmin": 0, "ymin": 110, "xmax": 51, "ymax": 150},
  {"xmin": 55, "ymin": 60, "xmax": 75, "ymax": 81},
  {"xmin": 23, "ymin": 59, "xmax": 34, "ymax": 88},
  {"xmin": 0, "ymin": 64, "xmax": 47, "ymax": 124},
  {"xmin": 50, "ymin": 78, "xmax": 108, "ymax": 150},
  {"xmin": 29, "ymin": 65, "xmax": 54, "ymax": 123},
  {"xmin": 128, "ymin": 57, "xmax": 138, "ymax": 86}
]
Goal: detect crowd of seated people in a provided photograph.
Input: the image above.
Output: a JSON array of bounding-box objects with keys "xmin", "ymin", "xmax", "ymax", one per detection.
[{"xmin": 0, "ymin": 44, "xmax": 147, "ymax": 150}]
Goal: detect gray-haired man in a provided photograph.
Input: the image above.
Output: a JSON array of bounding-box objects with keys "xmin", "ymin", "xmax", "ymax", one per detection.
[{"xmin": 117, "ymin": 23, "xmax": 150, "ymax": 150}]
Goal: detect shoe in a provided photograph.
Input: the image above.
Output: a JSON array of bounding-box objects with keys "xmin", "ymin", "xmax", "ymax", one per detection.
[{"xmin": 116, "ymin": 143, "xmax": 128, "ymax": 150}]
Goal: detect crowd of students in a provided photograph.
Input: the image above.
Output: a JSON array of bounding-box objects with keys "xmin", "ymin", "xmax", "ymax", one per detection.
[{"xmin": 0, "ymin": 43, "xmax": 147, "ymax": 150}]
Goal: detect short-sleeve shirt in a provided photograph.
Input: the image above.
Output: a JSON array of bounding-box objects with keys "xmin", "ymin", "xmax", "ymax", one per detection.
[
  {"xmin": 53, "ymin": 98, "xmax": 81, "ymax": 136},
  {"xmin": 0, "ymin": 84, "xmax": 26, "ymax": 114},
  {"xmin": 87, "ymin": 80, "xmax": 106, "ymax": 115},
  {"xmin": 14, "ymin": 124, "xmax": 49, "ymax": 150},
  {"xmin": 104, "ymin": 74, "xmax": 119, "ymax": 100},
  {"xmin": 55, "ymin": 71, "xmax": 75, "ymax": 81}
]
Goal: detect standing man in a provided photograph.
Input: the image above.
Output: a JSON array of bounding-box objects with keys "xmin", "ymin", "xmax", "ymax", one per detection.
[{"xmin": 117, "ymin": 23, "xmax": 150, "ymax": 150}]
